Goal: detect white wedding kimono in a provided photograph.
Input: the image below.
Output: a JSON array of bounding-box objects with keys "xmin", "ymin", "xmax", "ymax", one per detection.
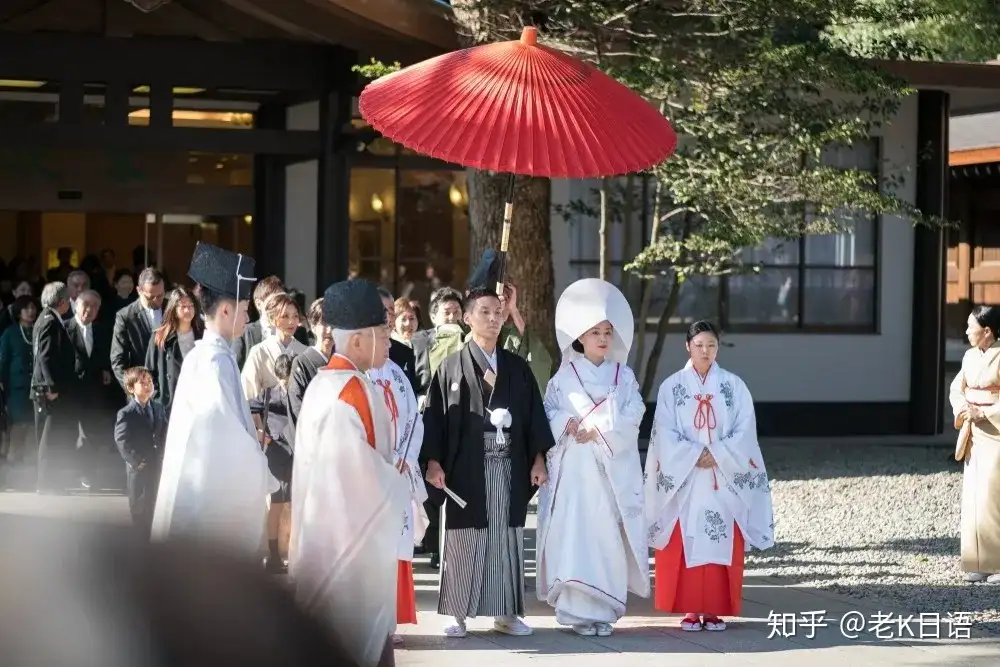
[
  {"xmin": 151, "ymin": 330, "xmax": 279, "ymax": 555},
  {"xmin": 369, "ymin": 359, "xmax": 428, "ymax": 559},
  {"xmin": 644, "ymin": 361, "xmax": 774, "ymax": 566},
  {"xmin": 537, "ymin": 358, "xmax": 649, "ymax": 626},
  {"xmin": 289, "ymin": 355, "xmax": 408, "ymax": 667}
]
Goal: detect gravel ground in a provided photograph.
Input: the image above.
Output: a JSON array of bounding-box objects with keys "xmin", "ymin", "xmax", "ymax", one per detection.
[{"xmin": 748, "ymin": 441, "xmax": 1000, "ymax": 634}]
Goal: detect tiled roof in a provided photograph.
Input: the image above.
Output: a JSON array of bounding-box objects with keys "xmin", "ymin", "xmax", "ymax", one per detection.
[{"xmin": 951, "ymin": 112, "xmax": 1000, "ymax": 150}]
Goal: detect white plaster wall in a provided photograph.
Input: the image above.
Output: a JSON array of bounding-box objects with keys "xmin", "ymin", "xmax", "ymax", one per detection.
[
  {"xmin": 284, "ymin": 101, "xmax": 320, "ymax": 302},
  {"xmin": 549, "ymin": 94, "xmax": 919, "ymax": 403}
]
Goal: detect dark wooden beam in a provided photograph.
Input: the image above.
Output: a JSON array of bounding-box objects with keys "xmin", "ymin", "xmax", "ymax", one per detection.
[
  {"xmin": 0, "ymin": 32, "xmax": 326, "ymax": 93},
  {"xmin": 910, "ymin": 89, "xmax": 949, "ymax": 436},
  {"xmin": 253, "ymin": 103, "xmax": 287, "ymax": 278},
  {"xmin": 316, "ymin": 47, "xmax": 356, "ymax": 293},
  {"xmin": 0, "ymin": 124, "xmax": 320, "ymax": 156}
]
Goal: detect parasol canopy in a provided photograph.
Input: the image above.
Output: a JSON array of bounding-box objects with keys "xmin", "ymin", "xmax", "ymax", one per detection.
[
  {"xmin": 555, "ymin": 279, "xmax": 634, "ymax": 365},
  {"xmin": 359, "ymin": 26, "xmax": 676, "ymax": 179}
]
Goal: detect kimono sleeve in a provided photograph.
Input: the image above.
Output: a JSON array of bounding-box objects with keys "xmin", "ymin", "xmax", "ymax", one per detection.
[
  {"xmin": 542, "ymin": 372, "xmax": 576, "ymax": 443},
  {"xmin": 707, "ymin": 377, "xmax": 759, "ymax": 477},
  {"xmin": 526, "ymin": 361, "xmax": 556, "ymax": 459},
  {"xmin": 240, "ymin": 345, "xmax": 265, "ymax": 400},
  {"xmin": 949, "ymin": 359, "xmax": 967, "ymax": 425},
  {"xmin": 611, "ymin": 365, "xmax": 645, "ymax": 447},
  {"xmin": 419, "ymin": 366, "xmax": 449, "ymax": 467}
]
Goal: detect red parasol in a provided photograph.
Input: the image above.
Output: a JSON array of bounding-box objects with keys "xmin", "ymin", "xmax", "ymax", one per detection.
[{"xmin": 359, "ymin": 26, "xmax": 676, "ymax": 291}]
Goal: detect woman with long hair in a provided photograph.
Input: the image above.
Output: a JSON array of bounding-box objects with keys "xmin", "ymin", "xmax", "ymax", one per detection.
[{"xmin": 145, "ymin": 286, "xmax": 204, "ymax": 416}]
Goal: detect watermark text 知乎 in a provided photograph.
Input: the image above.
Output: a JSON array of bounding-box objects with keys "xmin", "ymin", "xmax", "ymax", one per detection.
[{"xmin": 766, "ymin": 611, "xmax": 973, "ymax": 640}]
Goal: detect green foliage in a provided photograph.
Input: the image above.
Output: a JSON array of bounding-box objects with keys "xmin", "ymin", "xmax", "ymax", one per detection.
[
  {"xmin": 352, "ymin": 58, "xmax": 401, "ymax": 80},
  {"xmin": 456, "ymin": 0, "xmax": 980, "ymax": 288},
  {"xmin": 825, "ymin": 0, "xmax": 1000, "ymax": 61}
]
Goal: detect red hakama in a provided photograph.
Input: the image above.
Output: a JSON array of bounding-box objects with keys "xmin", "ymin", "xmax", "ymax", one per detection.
[
  {"xmin": 396, "ymin": 560, "xmax": 417, "ymax": 624},
  {"xmin": 653, "ymin": 521, "xmax": 745, "ymax": 616}
]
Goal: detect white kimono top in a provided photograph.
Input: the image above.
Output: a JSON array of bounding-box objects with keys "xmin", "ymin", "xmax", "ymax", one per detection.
[
  {"xmin": 241, "ymin": 335, "xmax": 307, "ymax": 400},
  {"xmin": 644, "ymin": 361, "xmax": 775, "ymax": 567},
  {"xmin": 368, "ymin": 359, "xmax": 427, "ymax": 560}
]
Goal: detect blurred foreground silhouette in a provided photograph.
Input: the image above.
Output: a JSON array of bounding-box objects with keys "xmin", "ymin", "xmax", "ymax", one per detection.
[{"xmin": 0, "ymin": 515, "xmax": 359, "ymax": 667}]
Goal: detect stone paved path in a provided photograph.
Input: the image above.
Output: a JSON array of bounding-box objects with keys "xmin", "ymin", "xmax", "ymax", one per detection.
[{"xmin": 397, "ymin": 516, "xmax": 1000, "ymax": 667}]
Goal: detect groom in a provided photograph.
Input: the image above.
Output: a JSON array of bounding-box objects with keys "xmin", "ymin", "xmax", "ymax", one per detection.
[{"xmin": 420, "ymin": 258, "xmax": 554, "ymax": 638}]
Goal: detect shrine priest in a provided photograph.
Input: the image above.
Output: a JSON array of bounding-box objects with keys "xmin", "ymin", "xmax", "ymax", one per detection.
[
  {"xmin": 151, "ymin": 243, "xmax": 278, "ymax": 556},
  {"xmin": 421, "ymin": 263, "xmax": 555, "ymax": 639},
  {"xmin": 290, "ymin": 279, "xmax": 409, "ymax": 667}
]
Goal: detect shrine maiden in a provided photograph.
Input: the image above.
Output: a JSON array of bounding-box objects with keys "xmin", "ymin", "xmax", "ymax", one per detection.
[
  {"xmin": 536, "ymin": 279, "xmax": 648, "ymax": 637},
  {"xmin": 644, "ymin": 320, "xmax": 774, "ymax": 632},
  {"xmin": 290, "ymin": 279, "xmax": 408, "ymax": 667},
  {"xmin": 949, "ymin": 305, "xmax": 1000, "ymax": 584},
  {"xmin": 151, "ymin": 243, "xmax": 278, "ymax": 556},
  {"xmin": 368, "ymin": 342, "xmax": 427, "ymax": 641}
]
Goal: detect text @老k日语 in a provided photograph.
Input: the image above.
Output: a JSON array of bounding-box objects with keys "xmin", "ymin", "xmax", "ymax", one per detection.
[{"xmin": 766, "ymin": 610, "xmax": 974, "ymax": 640}]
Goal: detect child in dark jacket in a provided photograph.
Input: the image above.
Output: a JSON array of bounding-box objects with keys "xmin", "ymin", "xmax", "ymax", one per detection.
[{"xmin": 113, "ymin": 366, "xmax": 167, "ymax": 538}]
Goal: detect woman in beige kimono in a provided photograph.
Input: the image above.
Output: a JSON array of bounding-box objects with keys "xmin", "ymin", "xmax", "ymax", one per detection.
[
  {"xmin": 241, "ymin": 292, "xmax": 306, "ymax": 574},
  {"xmin": 949, "ymin": 305, "xmax": 1000, "ymax": 584}
]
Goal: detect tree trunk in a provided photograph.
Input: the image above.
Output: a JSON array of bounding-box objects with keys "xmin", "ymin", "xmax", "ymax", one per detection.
[
  {"xmin": 631, "ymin": 176, "xmax": 663, "ymax": 375},
  {"xmin": 599, "ymin": 177, "xmax": 609, "ymax": 280},
  {"xmin": 621, "ymin": 174, "xmax": 635, "ymax": 298},
  {"xmin": 468, "ymin": 170, "xmax": 557, "ymax": 359},
  {"xmin": 640, "ymin": 273, "xmax": 681, "ymax": 399}
]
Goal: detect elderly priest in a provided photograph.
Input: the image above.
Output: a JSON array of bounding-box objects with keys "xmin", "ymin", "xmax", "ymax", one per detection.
[{"xmin": 290, "ymin": 279, "xmax": 409, "ymax": 667}]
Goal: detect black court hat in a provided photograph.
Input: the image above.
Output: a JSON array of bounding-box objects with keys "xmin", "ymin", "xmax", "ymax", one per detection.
[
  {"xmin": 322, "ymin": 279, "xmax": 386, "ymax": 330},
  {"xmin": 187, "ymin": 242, "xmax": 256, "ymax": 301}
]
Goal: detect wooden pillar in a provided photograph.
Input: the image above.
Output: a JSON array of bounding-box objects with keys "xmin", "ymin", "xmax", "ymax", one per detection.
[
  {"xmin": 252, "ymin": 104, "xmax": 287, "ymax": 279},
  {"xmin": 910, "ymin": 90, "xmax": 950, "ymax": 435},
  {"xmin": 316, "ymin": 47, "xmax": 355, "ymax": 295}
]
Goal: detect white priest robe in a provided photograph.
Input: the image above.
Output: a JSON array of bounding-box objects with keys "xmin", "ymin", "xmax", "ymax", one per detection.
[
  {"xmin": 644, "ymin": 361, "xmax": 775, "ymax": 566},
  {"xmin": 368, "ymin": 359, "xmax": 427, "ymax": 560},
  {"xmin": 289, "ymin": 354, "xmax": 408, "ymax": 667},
  {"xmin": 151, "ymin": 330, "xmax": 279, "ymax": 555},
  {"xmin": 536, "ymin": 359, "xmax": 649, "ymax": 626}
]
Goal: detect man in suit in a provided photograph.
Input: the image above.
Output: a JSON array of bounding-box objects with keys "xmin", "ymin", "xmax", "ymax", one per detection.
[
  {"xmin": 233, "ymin": 275, "xmax": 309, "ymax": 370},
  {"xmin": 32, "ymin": 282, "xmax": 83, "ymax": 494},
  {"xmin": 67, "ymin": 289, "xmax": 114, "ymax": 486},
  {"xmin": 113, "ymin": 366, "xmax": 167, "ymax": 539},
  {"xmin": 64, "ymin": 270, "xmax": 91, "ymax": 321},
  {"xmin": 377, "ymin": 288, "xmax": 417, "ymax": 392},
  {"xmin": 410, "ymin": 287, "xmax": 465, "ymax": 401},
  {"xmin": 111, "ymin": 267, "xmax": 164, "ymax": 392}
]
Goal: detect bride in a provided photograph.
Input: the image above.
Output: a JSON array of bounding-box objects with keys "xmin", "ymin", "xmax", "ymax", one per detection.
[{"xmin": 535, "ymin": 278, "xmax": 649, "ymax": 637}]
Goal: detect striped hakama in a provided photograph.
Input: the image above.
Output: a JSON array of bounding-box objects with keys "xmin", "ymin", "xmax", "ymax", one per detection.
[{"xmin": 438, "ymin": 433, "xmax": 525, "ymax": 619}]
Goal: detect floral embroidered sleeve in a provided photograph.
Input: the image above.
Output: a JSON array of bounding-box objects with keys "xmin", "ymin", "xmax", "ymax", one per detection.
[{"xmin": 543, "ymin": 374, "xmax": 577, "ymax": 443}]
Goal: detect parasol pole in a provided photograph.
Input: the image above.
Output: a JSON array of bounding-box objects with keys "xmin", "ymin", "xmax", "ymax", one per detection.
[{"xmin": 494, "ymin": 172, "xmax": 516, "ymax": 295}]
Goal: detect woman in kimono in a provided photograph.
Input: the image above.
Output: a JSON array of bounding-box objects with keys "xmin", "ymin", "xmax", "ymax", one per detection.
[
  {"xmin": 949, "ymin": 305, "xmax": 1000, "ymax": 584},
  {"xmin": 644, "ymin": 320, "xmax": 774, "ymax": 632},
  {"xmin": 536, "ymin": 279, "xmax": 648, "ymax": 637},
  {"xmin": 241, "ymin": 292, "xmax": 306, "ymax": 574}
]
